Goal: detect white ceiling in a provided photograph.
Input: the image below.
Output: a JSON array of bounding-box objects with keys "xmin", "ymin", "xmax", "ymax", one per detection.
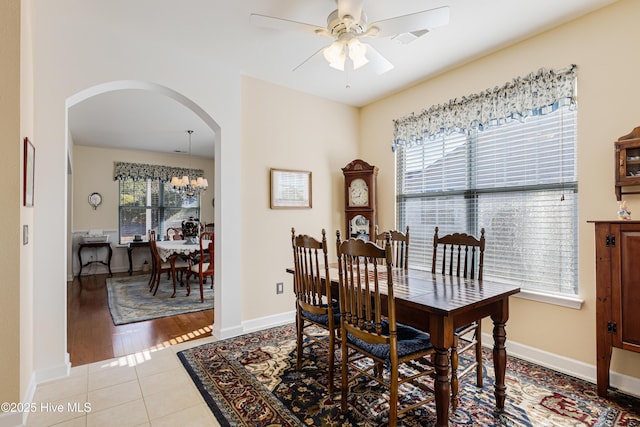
[{"xmin": 68, "ymin": 0, "xmax": 617, "ymax": 159}]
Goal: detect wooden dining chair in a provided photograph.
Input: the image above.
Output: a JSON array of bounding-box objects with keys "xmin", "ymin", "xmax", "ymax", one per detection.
[
  {"xmin": 336, "ymin": 231, "xmax": 435, "ymax": 426},
  {"xmin": 432, "ymin": 226, "xmax": 485, "ymax": 409},
  {"xmin": 185, "ymin": 231, "xmax": 214, "ymax": 302},
  {"xmin": 291, "ymin": 227, "xmax": 340, "ymax": 394},
  {"xmin": 149, "ymin": 230, "xmax": 188, "ymax": 296},
  {"xmin": 166, "ymin": 227, "xmax": 183, "ymax": 240},
  {"xmin": 375, "ymin": 225, "xmax": 409, "ymax": 270}
]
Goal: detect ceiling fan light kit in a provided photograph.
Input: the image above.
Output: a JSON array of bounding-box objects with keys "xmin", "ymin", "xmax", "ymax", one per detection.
[{"xmin": 251, "ymin": 0, "xmax": 449, "ymax": 76}]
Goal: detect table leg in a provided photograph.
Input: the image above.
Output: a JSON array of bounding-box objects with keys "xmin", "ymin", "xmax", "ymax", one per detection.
[
  {"xmin": 433, "ymin": 347, "xmax": 450, "ymax": 427},
  {"xmin": 127, "ymin": 247, "xmax": 133, "ymax": 275},
  {"xmin": 107, "ymin": 245, "xmax": 113, "ymax": 277},
  {"xmin": 78, "ymin": 247, "xmax": 84, "ymax": 277},
  {"xmin": 491, "ymin": 299, "xmax": 509, "ymax": 411},
  {"xmin": 170, "ymin": 256, "xmax": 177, "ymax": 298}
]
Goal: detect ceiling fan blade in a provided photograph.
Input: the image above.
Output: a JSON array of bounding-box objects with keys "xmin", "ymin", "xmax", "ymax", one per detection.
[
  {"xmin": 364, "ymin": 43, "xmax": 394, "ymax": 75},
  {"xmin": 250, "ymin": 13, "xmax": 330, "ymax": 37},
  {"xmin": 368, "ymin": 6, "xmax": 450, "ymax": 38},
  {"xmin": 338, "ymin": 0, "xmax": 364, "ymax": 21},
  {"xmin": 292, "ymin": 47, "xmax": 326, "ymax": 72}
]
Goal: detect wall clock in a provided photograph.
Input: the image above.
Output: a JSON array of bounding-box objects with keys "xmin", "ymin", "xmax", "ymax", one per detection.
[
  {"xmin": 88, "ymin": 192, "xmax": 102, "ymax": 210},
  {"xmin": 342, "ymin": 159, "xmax": 378, "ymax": 240}
]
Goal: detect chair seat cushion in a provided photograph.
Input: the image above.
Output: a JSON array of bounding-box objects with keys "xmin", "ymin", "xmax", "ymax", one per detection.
[
  {"xmin": 347, "ymin": 320, "xmax": 432, "ymax": 362},
  {"xmin": 302, "ymin": 302, "xmax": 340, "ymax": 326},
  {"xmin": 190, "ymin": 262, "xmax": 210, "ymax": 273}
]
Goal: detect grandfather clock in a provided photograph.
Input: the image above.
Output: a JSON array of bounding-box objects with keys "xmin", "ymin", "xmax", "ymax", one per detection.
[{"xmin": 342, "ymin": 159, "xmax": 378, "ymax": 240}]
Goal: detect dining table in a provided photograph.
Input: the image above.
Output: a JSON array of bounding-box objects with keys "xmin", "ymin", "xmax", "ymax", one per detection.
[
  {"xmin": 287, "ymin": 264, "xmax": 521, "ymax": 427},
  {"xmin": 155, "ymin": 240, "xmax": 200, "ymax": 296}
]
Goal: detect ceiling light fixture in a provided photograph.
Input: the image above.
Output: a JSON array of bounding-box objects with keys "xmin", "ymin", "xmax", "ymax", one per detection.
[
  {"xmin": 170, "ymin": 130, "xmax": 208, "ymax": 199},
  {"xmin": 322, "ymin": 36, "xmax": 369, "ymax": 71}
]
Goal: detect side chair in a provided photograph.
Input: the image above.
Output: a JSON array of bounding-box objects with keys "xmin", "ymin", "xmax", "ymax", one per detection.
[
  {"xmin": 432, "ymin": 226, "xmax": 485, "ymax": 409},
  {"xmin": 291, "ymin": 227, "xmax": 340, "ymax": 394},
  {"xmin": 336, "ymin": 231, "xmax": 435, "ymax": 427},
  {"xmin": 185, "ymin": 231, "xmax": 214, "ymax": 302},
  {"xmin": 166, "ymin": 227, "xmax": 183, "ymax": 240},
  {"xmin": 149, "ymin": 230, "xmax": 188, "ymax": 297},
  {"xmin": 375, "ymin": 225, "xmax": 410, "ymax": 269}
]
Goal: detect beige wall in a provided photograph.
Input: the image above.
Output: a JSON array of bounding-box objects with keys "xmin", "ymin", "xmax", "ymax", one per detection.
[
  {"xmin": 361, "ymin": 0, "xmax": 640, "ymax": 380},
  {"xmin": 240, "ymin": 77, "xmax": 359, "ymax": 321},
  {"xmin": 1, "ymin": 0, "xmax": 21, "ymax": 406}
]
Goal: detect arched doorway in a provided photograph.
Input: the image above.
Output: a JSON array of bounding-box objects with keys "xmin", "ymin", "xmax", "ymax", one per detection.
[{"xmin": 65, "ymin": 81, "xmax": 220, "ymax": 357}]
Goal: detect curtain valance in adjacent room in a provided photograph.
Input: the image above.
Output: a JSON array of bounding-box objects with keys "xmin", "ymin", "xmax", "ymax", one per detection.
[
  {"xmin": 392, "ymin": 64, "xmax": 577, "ymax": 151},
  {"xmin": 113, "ymin": 161, "xmax": 204, "ymax": 182}
]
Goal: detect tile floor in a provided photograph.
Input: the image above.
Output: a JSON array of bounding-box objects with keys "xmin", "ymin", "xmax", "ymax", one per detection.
[{"xmin": 25, "ymin": 336, "xmax": 221, "ymax": 427}]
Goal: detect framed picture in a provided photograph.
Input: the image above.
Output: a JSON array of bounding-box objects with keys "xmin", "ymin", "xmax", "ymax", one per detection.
[
  {"xmin": 23, "ymin": 137, "xmax": 35, "ymax": 207},
  {"xmin": 270, "ymin": 168, "xmax": 312, "ymax": 209}
]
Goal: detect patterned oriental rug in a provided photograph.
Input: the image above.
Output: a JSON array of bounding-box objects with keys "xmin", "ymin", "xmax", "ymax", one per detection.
[
  {"xmin": 178, "ymin": 324, "xmax": 640, "ymax": 427},
  {"xmin": 106, "ymin": 274, "xmax": 213, "ymax": 325}
]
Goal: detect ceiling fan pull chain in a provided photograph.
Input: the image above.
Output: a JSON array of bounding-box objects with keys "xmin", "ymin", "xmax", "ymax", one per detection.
[{"xmin": 345, "ymin": 57, "xmax": 351, "ymax": 89}]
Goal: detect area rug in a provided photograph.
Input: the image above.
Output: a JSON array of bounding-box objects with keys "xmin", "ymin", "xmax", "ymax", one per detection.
[
  {"xmin": 106, "ymin": 274, "xmax": 213, "ymax": 325},
  {"xmin": 178, "ymin": 323, "xmax": 640, "ymax": 427}
]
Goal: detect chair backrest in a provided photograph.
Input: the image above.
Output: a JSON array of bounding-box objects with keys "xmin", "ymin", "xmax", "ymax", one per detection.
[
  {"xmin": 199, "ymin": 231, "xmax": 214, "ymax": 273},
  {"xmin": 432, "ymin": 227, "xmax": 485, "ymax": 280},
  {"xmin": 203, "ymin": 223, "xmax": 214, "ymax": 233},
  {"xmin": 336, "ymin": 231, "xmax": 396, "ymax": 343},
  {"xmin": 166, "ymin": 227, "xmax": 183, "ymax": 240},
  {"xmin": 291, "ymin": 228, "xmax": 332, "ymax": 313},
  {"xmin": 375, "ymin": 225, "xmax": 409, "ymax": 270},
  {"xmin": 149, "ymin": 230, "xmax": 161, "ymax": 266}
]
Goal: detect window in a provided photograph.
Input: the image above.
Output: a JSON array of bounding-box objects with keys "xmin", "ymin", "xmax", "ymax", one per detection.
[
  {"xmin": 396, "ymin": 105, "xmax": 578, "ymax": 295},
  {"xmin": 118, "ymin": 179, "xmax": 200, "ymax": 244}
]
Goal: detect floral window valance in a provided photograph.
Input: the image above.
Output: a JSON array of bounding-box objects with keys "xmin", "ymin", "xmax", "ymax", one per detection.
[
  {"xmin": 392, "ymin": 64, "xmax": 577, "ymax": 151},
  {"xmin": 113, "ymin": 161, "xmax": 204, "ymax": 182}
]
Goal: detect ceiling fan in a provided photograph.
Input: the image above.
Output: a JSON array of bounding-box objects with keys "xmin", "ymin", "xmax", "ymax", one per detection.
[{"xmin": 251, "ymin": 0, "xmax": 450, "ymax": 75}]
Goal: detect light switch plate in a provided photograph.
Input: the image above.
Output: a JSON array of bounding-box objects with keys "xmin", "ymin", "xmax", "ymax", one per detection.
[{"xmin": 23, "ymin": 225, "xmax": 28, "ymax": 245}]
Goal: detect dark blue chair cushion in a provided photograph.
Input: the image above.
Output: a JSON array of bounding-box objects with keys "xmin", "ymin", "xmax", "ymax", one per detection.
[
  {"xmin": 302, "ymin": 301, "xmax": 340, "ymax": 326},
  {"xmin": 347, "ymin": 320, "xmax": 432, "ymax": 363}
]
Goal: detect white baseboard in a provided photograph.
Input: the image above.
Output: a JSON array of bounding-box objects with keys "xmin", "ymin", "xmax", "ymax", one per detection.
[
  {"xmin": 34, "ymin": 354, "xmax": 71, "ymax": 385},
  {"xmin": 482, "ymin": 332, "xmax": 640, "ymax": 399},
  {"xmin": 0, "ymin": 410, "xmax": 22, "ymax": 427},
  {"xmin": 0, "ymin": 369, "xmax": 43, "ymax": 427},
  {"xmin": 241, "ymin": 310, "xmax": 295, "ymax": 335}
]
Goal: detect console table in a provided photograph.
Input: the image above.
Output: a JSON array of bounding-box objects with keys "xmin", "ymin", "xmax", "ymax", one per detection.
[
  {"xmin": 127, "ymin": 241, "xmax": 150, "ymax": 275},
  {"xmin": 77, "ymin": 242, "xmax": 113, "ymax": 277}
]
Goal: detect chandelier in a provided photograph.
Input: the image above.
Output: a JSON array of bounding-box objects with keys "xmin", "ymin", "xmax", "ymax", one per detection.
[{"xmin": 170, "ymin": 130, "xmax": 208, "ymax": 199}]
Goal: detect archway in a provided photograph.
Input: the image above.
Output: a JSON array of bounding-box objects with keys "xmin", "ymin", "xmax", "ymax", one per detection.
[{"xmin": 65, "ymin": 80, "xmax": 221, "ymax": 348}]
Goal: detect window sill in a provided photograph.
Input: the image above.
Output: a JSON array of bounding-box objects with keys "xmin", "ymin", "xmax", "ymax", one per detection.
[{"xmin": 513, "ymin": 289, "xmax": 584, "ymax": 310}]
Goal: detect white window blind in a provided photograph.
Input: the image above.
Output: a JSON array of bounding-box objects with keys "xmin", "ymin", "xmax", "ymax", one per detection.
[
  {"xmin": 397, "ymin": 105, "xmax": 578, "ymax": 295},
  {"xmin": 118, "ymin": 179, "xmax": 200, "ymax": 244}
]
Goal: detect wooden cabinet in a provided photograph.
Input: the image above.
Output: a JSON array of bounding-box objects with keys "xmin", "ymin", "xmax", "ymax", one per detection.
[
  {"xmin": 589, "ymin": 220, "xmax": 640, "ymax": 397},
  {"xmin": 615, "ymin": 126, "xmax": 640, "ymax": 200}
]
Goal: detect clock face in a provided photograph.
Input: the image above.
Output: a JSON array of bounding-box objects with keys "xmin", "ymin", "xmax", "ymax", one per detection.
[
  {"xmin": 88, "ymin": 192, "xmax": 102, "ymax": 209},
  {"xmin": 349, "ymin": 178, "xmax": 369, "ymax": 207}
]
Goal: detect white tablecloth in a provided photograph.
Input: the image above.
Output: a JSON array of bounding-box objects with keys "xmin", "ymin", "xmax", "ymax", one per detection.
[{"xmin": 155, "ymin": 240, "xmax": 199, "ymax": 262}]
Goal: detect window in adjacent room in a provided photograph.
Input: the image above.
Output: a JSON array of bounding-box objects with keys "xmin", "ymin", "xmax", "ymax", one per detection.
[{"xmin": 118, "ymin": 179, "xmax": 200, "ymax": 244}]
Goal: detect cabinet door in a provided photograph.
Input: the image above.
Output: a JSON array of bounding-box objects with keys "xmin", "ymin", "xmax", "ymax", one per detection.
[{"xmin": 617, "ymin": 224, "xmax": 640, "ymax": 351}]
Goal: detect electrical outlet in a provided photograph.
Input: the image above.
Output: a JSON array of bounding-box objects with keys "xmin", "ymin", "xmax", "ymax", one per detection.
[{"xmin": 276, "ymin": 282, "xmax": 284, "ymax": 294}]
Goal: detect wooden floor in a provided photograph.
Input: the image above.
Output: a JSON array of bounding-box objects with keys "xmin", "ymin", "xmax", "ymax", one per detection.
[{"xmin": 67, "ymin": 272, "xmax": 214, "ymax": 366}]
